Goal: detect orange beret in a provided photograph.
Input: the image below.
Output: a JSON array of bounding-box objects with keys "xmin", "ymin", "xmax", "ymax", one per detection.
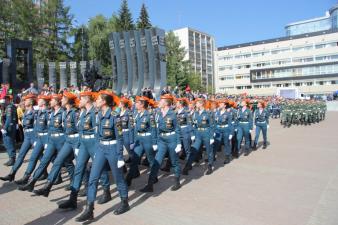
[
  {"xmin": 37, "ymin": 95, "xmax": 51, "ymax": 101},
  {"xmin": 209, "ymin": 99, "xmax": 219, "ymax": 106},
  {"xmin": 177, "ymin": 98, "xmax": 189, "ymax": 105},
  {"xmin": 63, "ymin": 91, "xmax": 78, "ymax": 100},
  {"xmin": 217, "ymin": 98, "xmax": 228, "ymax": 104},
  {"xmin": 23, "ymin": 94, "xmax": 37, "ymax": 101},
  {"xmin": 259, "ymin": 100, "xmax": 267, "ymax": 108},
  {"xmin": 160, "ymin": 94, "xmax": 174, "ymax": 101},
  {"xmin": 80, "ymin": 91, "xmax": 97, "ymax": 100},
  {"xmin": 98, "ymin": 90, "xmax": 120, "ymax": 106},
  {"xmin": 50, "ymin": 94, "xmax": 62, "ymax": 100},
  {"xmin": 120, "ymin": 97, "xmax": 132, "ymax": 108},
  {"xmin": 136, "ymin": 96, "xmax": 150, "ymax": 102}
]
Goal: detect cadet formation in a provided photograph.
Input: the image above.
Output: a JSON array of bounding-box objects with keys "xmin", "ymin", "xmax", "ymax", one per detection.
[{"xmin": 0, "ymin": 89, "xmax": 326, "ymax": 222}]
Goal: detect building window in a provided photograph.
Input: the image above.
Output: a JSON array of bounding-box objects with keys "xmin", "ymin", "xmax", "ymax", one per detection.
[{"xmin": 293, "ymin": 57, "xmax": 314, "ymax": 63}]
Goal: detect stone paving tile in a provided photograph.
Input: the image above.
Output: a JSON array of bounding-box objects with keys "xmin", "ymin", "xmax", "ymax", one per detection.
[{"xmin": 0, "ymin": 112, "xmax": 338, "ymax": 225}]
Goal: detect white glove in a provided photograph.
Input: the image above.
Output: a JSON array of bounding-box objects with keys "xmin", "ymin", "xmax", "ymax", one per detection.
[
  {"xmin": 249, "ymin": 130, "xmax": 252, "ymax": 133},
  {"xmin": 229, "ymin": 135, "xmax": 232, "ymax": 140},
  {"xmin": 1, "ymin": 129, "xmax": 7, "ymax": 135},
  {"xmin": 175, "ymin": 144, "xmax": 182, "ymax": 153},
  {"xmin": 44, "ymin": 144, "xmax": 48, "ymax": 149},
  {"xmin": 267, "ymin": 125, "xmax": 270, "ymax": 129},
  {"xmin": 210, "ymin": 139, "xmax": 214, "ymax": 144},
  {"xmin": 235, "ymin": 129, "xmax": 237, "ymax": 132},
  {"xmin": 33, "ymin": 141, "xmax": 37, "ymax": 147},
  {"xmin": 191, "ymin": 136, "xmax": 195, "ymax": 141},
  {"xmin": 153, "ymin": 145, "xmax": 158, "ymax": 151},
  {"xmin": 74, "ymin": 148, "xmax": 79, "ymax": 156},
  {"xmin": 130, "ymin": 143, "xmax": 135, "ymax": 150},
  {"xmin": 117, "ymin": 160, "xmax": 125, "ymax": 168}
]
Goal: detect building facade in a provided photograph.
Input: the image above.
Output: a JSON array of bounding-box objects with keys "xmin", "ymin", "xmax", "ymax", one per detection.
[
  {"xmin": 215, "ymin": 5, "xmax": 338, "ymax": 96},
  {"xmin": 173, "ymin": 27, "xmax": 215, "ymax": 92},
  {"xmin": 285, "ymin": 4, "xmax": 338, "ymax": 36}
]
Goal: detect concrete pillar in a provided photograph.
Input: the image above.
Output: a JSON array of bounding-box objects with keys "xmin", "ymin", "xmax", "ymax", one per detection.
[
  {"xmin": 59, "ymin": 62, "xmax": 67, "ymax": 90},
  {"xmin": 70, "ymin": 62, "xmax": 77, "ymax": 87},
  {"xmin": 36, "ymin": 62, "xmax": 45, "ymax": 90},
  {"xmin": 48, "ymin": 62, "xmax": 56, "ymax": 88}
]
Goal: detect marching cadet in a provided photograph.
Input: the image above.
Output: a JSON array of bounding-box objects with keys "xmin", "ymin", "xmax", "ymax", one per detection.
[
  {"xmin": 236, "ymin": 99, "xmax": 253, "ymax": 156},
  {"xmin": 1, "ymin": 95, "xmax": 18, "ymax": 166},
  {"xmin": 125, "ymin": 96, "xmax": 156, "ymax": 187},
  {"xmin": 253, "ymin": 100, "xmax": 270, "ymax": 150},
  {"xmin": 14, "ymin": 95, "xmax": 50, "ymax": 185},
  {"xmin": 0, "ymin": 94, "xmax": 36, "ymax": 182},
  {"xmin": 229, "ymin": 100, "xmax": 239, "ymax": 158},
  {"xmin": 213, "ymin": 99, "xmax": 233, "ymax": 164},
  {"xmin": 183, "ymin": 98, "xmax": 215, "ymax": 175},
  {"xmin": 33, "ymin": 92, "xmax": 80, "ymax": 197},
  {"xmin": 76, "ymin": 90, "xmax": 129, "ymax": 222},
  {"xmin": 18, "ymin": 94, "xmax": 70, "ymax": 192},
  {"xmin": 175, "ymin": 98, "xmax": 192, "ymax": 161},
  {"xmin": 119, "ymin": 97, "xmax": 134, "ymax": 163},
  {"xmin": 139, "ymin": 94, "xmax": 182, "ymax": 193},
  {"xmin": 58, "ymin": 91, "xmax": 111, "ymax": 210}
]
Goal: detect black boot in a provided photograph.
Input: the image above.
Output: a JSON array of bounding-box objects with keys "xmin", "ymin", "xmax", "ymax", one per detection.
[
  {"xmin": 171, "ymin": 177, "xmax": 181, "ymax": 191},
  {"xmin": 262, "ymin": 142, "xmax": 267, "ymax": 149},
  {"xmin": 139, "ymin": 180, "xmax": 153, "ymax": 193},
  {"xmin": 244, "ymin": 147, "xmax": 250, "ymax": 156},
  {"xmin": 33, "ymin": 181, "xmax": 53, "ymax": 197},
  {"xmin": 113, "ymin": 197, "xmax": 130, "ymax": 215},
  {"xmin": 75, "ymin": 202, "xmax": 94, "ymax": 222},
  {"xmin": 4, "ymin": 158, "xmax": 15, "ymax": 167},
  {"xmin": 122, "ymin": 165, "xmax": 128, "ymax": 174},
  {"xmin": 182, "ymin": 164, "xmax": 192, "ymax": 175},
  {"xmin": 58, "ymin": 190, "xmax": 78, "ymax": 210},
  {"xmin": 125, "ymin": 173, "xmax": 133, "ymax": 187},
  {"xmin": 38, "ymin": 169, "xmax": 48, "ymax": 181},
  {"xmin": 78, "ymin": 188, "xmax": 87, "ymax": 197},
  {"xmin": 160, "ymin": 159, "xmax": 171, "ymax": 172},
  {"xmin": 252, "ymin": 143, "xmax": 257, "ymax": 151},
  {"xmin": 206, "ymin": 165, "xmax": 213, "ymax": 175},
  {"xmin": 224, "ymin": 155, "xmax": 232, "ymax": 164},
  {"xmin": 0, "ymin": 171, "xmax": 15, "ymax": 182},
  {"xmin": 54, "ymin": 174, "xmax": 63, "ymax": 185},
  {"xmin": 97, "ymin": 188, "xmax": 112, "ymax": 204},
  {"xmin": 178, "ymin": 150, "xmax": 186, "ymax": 160},
  {"xmin": 141, "ymin": 157, "xmax": 149, "ymax": 167},
  {"xmin": 18, "ymin": 179, "xmax": 37, "ymax": 192},
  {"xmin": 15, "ymin": 174, "xmax": 30, "ymax": 185}
]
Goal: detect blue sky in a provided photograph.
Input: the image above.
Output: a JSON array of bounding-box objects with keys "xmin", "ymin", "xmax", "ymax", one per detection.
[{"xmin": 65, "ymin": 0, "xmax": 336, "ymax": 47}]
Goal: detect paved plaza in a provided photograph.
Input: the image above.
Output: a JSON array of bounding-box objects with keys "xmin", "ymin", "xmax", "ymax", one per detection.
[{"xmin": 1, "ymin": 112, "xmax": 338, "ymax": 225}]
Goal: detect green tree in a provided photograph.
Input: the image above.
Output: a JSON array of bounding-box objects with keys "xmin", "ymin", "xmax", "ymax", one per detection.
[
  {"xmin": 0, "ymin": 0, "xmax": 40, "ymax": 58},
  {"xmin": 72, "ymin": 25, "xmax": 89, "ymax": 62},
  {"xmin": 39, "ymin": 0, "xmax": 74, "ymax": 61},
  {"xmin": 117, "ymin": 0, "xmax": 134, "ymax": 31},
  {"xmin": 136, "ymin": 3, "xmax": 151, "ymax": 29},
  {"xmin": 165, "ymin": 31, "xmax": 187, "ymax": 88},
  {"xmin": 87, "ymin": 14, "xmax": 119, "ymax": 76}
]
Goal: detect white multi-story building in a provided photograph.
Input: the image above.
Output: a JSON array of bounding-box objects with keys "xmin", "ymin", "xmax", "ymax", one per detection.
[
  {"xmin": 215, "ymin": 4, "xmax": 338, "ymax": 96},
  {"xmin": 173, "ymin": 27, "xmax": 215, "ymax": 92}
]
